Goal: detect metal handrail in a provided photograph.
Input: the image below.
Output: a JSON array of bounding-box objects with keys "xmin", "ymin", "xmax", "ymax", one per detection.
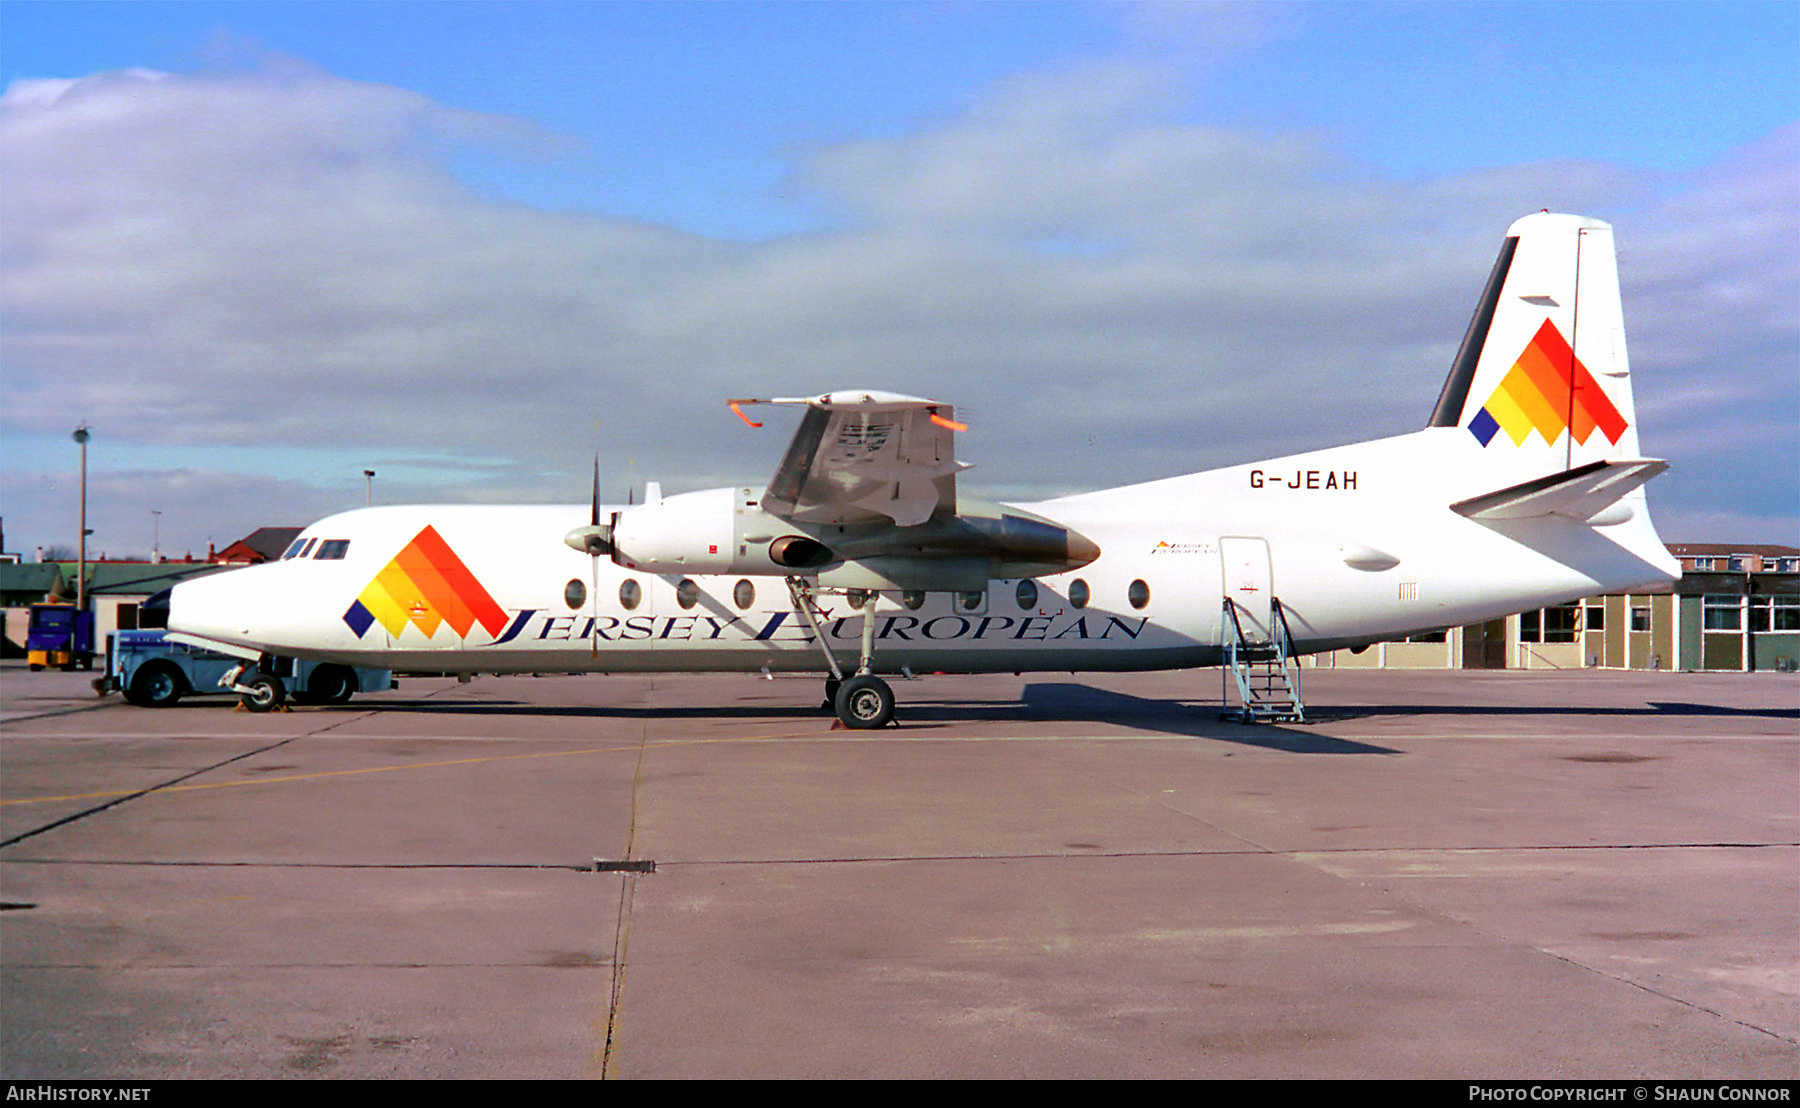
[
  {"xmin": 1270, "ymin": 597, "xmax": 1304, "ymax": 723},
  {"xmin": 1222, "ymin": 595, "xmax": 1304, "ymax": 723}
]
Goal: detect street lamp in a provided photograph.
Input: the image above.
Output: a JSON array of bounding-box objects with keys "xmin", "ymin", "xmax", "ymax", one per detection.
[
  {"xmin": 364, "ymin": 469, "xmax": 376, "ymax": 507},
  {"xmin": 72, "ymin": 425, "xmax": 90, "ymax": 610},
  {"xmin": 151, "ymin": 509, "xmax": 162, "ymax": 564}
]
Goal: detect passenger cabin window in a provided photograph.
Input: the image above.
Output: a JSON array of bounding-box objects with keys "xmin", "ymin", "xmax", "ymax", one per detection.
[
  {"xmin": 1067, "ymin": 579, "xmax": 1089, "ymax": 609},
  {"xmin": 676, "ymin": 579, "xmax": 700, "ymax": 610},
  {"xmin": 564, "ymin": 579, "xmax": 586, "ymax": 610},
  {"xmin": 619, "ymin": 579, "xmax": 642, "ymax": 611},
  {"xmin": 1128, "ymin": 579, "xmax": 1150, "ymax": 610},
  {"xmin": 1015, "ymin": 580, "xmax": 1038, "ymax": 610},
  {"xmin": 733, "ymin": 580, "xmax": 755, "ymax": 610},
  {"xmin": 314, "ymin": 539, "xmax": 351, "ymax": 560}
]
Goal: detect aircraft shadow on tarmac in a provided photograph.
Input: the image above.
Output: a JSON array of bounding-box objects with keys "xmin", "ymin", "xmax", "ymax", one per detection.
[
  {"xmin": 1316, "ymin": 701, "xmax": 1798, "ymax": 722},
  {"xmin": 299, "ymin": 680, "xmax": 1401, "ymax": 755}
]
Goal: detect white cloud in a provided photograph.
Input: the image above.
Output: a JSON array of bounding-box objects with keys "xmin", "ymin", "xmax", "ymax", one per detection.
[{"xmin": 2, "ymin": 60, "xmax": 1793, "ymax": 556}]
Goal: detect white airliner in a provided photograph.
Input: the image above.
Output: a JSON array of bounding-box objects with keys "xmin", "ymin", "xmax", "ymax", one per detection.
[{"xmin": 169, "ymin": 212, "xmax": 1680, "ymax": 727}]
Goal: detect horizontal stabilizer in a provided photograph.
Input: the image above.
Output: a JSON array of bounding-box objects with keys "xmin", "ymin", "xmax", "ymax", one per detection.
[{"xmin": 1451, "ymin": 458, "xmax": 1668, "ymax": 523}]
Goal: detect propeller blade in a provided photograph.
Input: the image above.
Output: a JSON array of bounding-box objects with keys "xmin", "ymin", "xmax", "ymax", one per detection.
[{"xmin": 563, "ymin": 438, "xmax": 614, "ymax": 555}]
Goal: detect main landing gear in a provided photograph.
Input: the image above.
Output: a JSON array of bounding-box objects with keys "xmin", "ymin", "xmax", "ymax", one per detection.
[
  {"xmin": 834, "ymin": 673, "xmax": 895, "ymax": 729},
  {"xmin": 788, "ymin": 578, "xmax": 897, "ymax": 730}
]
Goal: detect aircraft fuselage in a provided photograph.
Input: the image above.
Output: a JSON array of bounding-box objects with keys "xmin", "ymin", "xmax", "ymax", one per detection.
[{"xmin": 168, "ymin": 426, "xmax": 1677, "ymax": 677}]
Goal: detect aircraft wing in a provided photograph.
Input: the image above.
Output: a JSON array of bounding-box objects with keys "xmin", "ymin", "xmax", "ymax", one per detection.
[{"xmin": 730, "ymin": 391, "xmax": 966, "ymax": 527}]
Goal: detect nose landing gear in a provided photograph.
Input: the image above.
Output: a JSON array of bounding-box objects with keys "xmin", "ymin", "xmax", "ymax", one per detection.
[{"xmin": 221, "ymin": 662, "xmax": 288, "ymax": 713}]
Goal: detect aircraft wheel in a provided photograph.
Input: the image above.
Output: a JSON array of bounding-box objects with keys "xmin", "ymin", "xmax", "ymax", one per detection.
[
  {"xmin": 306, "ymin": 665, "xmax": 357, "ymax": 705},
  {"xmin": 129, "ymin": 663, "xmax": 185, "ymax": 708},
  {"xmin": 820, "ymin": 676, "xmax": 841, "ymax": 713},
  {"xmin": 240, "ymin": 673, "xmax": 287, "ymax": 713},
  {"xmin": 834, "ymin": 675, "xmax": 894, "ymax": 730}
]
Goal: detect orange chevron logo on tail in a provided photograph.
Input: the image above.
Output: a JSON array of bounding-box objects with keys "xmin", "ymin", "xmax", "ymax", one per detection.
[
  {"xmin": 342, "ymin": 526, "xmax": 508, "ymax": 639},
  {"xmin": 1468, "ymin": 319, "xmax": 1628, "ymax": 447}
]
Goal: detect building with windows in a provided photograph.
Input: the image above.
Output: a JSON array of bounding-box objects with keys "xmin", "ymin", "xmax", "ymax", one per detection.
[
  {"xmin": 1668, "ymin": 544, "xmax": 1800, "ymax": 575},
  {"xmin": 1308, "ymin": 543, "xmax": 1799, "ymax": 674},
  {"xmin": 1, "ymin": 526, "xmax": 296, "ymax": 656},
  {"xmin": 210, "ymin": 527, "xmax": 303, "ymax": 565}
]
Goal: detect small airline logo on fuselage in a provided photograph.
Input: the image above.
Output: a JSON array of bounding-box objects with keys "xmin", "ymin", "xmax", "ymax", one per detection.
[
  {"xmin": 343, "ymin": 525, "xmax": 508, "ymax": 641},
  {"xmin": 1468, "ymin": 319, "xmax": 1627, "ymax": 448}
]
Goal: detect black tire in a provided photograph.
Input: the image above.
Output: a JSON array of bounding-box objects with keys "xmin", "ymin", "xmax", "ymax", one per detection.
[
  {"xmin": 128, "ymin": 662, "xmax": 185, "ymax": 708},
  {"xmin": 821, "ymin": 676, "xmax": 841, "ymax": 713},
  {"xmin": 306, "ymin": 665, "xmax": 357, "ymax": 705},
  {"xmin": 834, "ymin": 674, "xmax": 894, "ymax": 730},
  {"xmin": 240, "ymin": 673, "xmax": 286, "ymax": 713}
]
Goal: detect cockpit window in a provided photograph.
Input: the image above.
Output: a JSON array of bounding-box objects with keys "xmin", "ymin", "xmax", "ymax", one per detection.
[
  {"xmin": 313, "ymin": 539, "xmax": 351, "ymax": 560},
  {"xmin": 281, "ymin": 538, "xmax": 309, "ymax": 560}
]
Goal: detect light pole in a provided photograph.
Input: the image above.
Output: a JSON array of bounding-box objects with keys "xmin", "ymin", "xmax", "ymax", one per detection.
[
  {"xmin": 364, "ymin": 470, "xmax": 375, "ymax": 507},
  {"xmin": 151, "ymin": 509, "xmax": 162, "ymax": 564},
  {"xmin": 72, "ymin": 425, "xmax": 90, "ymax": 610}
]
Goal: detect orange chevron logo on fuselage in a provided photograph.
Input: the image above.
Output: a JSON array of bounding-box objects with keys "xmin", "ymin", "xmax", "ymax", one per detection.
[{"xmin": 342, "ymin": 525, "xmax": 508, "ymax": 640}]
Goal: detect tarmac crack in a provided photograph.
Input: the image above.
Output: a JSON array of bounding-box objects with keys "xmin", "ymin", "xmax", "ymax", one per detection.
[
  {"xmin": 0, "ymin": 704, "xmax": 394, "ymax": 851},
  {"xmin": 1282, "ymin": 845, "xmax": 1800, "ymax": 1050},
  {"xmin": 0, "ymin": 858, "xmax": 600, "ymax": 870},
  {"xmin": 1018, "ymin": 743, "xmax": 1282, "ymax": 854},
  {"xmin": 596, "ymin": 696, "xmax": 654, "ymax": 1080},
  {"xmin": 0, "ymin": 735, "xmax": 307, "ymax": 850},
  {"xmin": 1530, "ymin": 945, "xmax": 1799, "ymax": 1048}
]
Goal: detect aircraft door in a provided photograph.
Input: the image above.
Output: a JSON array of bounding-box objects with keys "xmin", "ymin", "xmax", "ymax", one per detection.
[
  {"xmin": 1462, "ymin": 618, "xmax": 1507, "ymax": 669},
  {"xmin": 1219, "ymin": 536, "xmax": 1273, "ymax": 646}
]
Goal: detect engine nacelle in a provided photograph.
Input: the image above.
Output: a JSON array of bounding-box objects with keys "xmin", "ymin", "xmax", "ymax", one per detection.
[
  {"xmin": 602, "ymin": 486, "xmax": 1099, "ymax": 586},
  {"xmin": 608, "ymin": 487, "xmax": 826, "ymax": 575}
]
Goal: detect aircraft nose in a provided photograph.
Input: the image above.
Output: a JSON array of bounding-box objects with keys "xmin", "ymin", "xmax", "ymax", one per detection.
[{"xmin": 169, "ymin": 566, "xmax": 289, "ymax": 650}]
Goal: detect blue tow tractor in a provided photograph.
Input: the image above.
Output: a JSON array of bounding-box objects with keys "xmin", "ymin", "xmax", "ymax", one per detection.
[{"xmin": 108, "ymin": 629, "xmax": 394, "ymax": 711}]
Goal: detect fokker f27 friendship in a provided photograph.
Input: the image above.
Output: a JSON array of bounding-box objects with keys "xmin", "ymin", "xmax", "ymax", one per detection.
[{"xmin": 169, "ymin": 212, "xmax": 1681, "ymax": 727}]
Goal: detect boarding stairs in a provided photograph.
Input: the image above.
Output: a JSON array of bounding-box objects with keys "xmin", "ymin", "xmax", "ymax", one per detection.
[{"xmin": 1221, "ymin": 596, "xmax": 1305, "ymax": 724}]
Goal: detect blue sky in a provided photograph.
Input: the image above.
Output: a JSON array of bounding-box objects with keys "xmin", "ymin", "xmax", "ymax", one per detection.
[
  {"xmin": 2, "ymin": 1, "xmax": 1796, "ymax": 556},
  {"xmin": 9, "ymin": 2, "xmax": 1794, "ymax": 235}
]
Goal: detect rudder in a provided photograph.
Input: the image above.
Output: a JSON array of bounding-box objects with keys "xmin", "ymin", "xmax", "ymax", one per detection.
[{"xmin": 1430, "ymin": 212, "xmax": 1642, "ymax": 472}]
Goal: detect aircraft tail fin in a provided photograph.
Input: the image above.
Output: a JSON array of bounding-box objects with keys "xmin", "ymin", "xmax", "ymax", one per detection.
[
  {"xmin": 1428, "ymin": 212, "xmax": 1642, "ymax": 469},
  {"xmin": 1430, "ymin": 213, "xmax": 1676, "ymax": 583}
]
